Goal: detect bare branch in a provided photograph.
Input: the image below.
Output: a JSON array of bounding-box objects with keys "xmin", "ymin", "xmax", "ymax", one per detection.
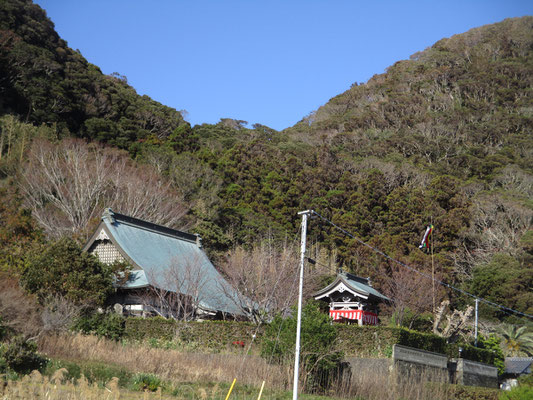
[{"xmin": 20, "ymin": 138, "xmax": 188, "ymax": 238}]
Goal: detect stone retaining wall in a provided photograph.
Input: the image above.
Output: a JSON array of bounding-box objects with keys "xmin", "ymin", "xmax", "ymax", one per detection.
[
  {"xmin": 450, "ymin": 358, "xmax": 499, "ymax": 388},
  {"xmin": 392, "ymin": 344, "xmax": 449, "ymax": 384},
  {"xmin": 343, "ymin": 344, "xmax": 498, "ymax": 389}
]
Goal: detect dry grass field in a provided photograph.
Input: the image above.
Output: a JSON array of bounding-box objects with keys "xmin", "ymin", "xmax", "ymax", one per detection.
[
  {"xmin": 32, "ymin": 333, "xmax": 500, "ymax": 400},
  {"xmin": 39, "ymin": 333, "xmax": 289, "ymax": 391}
]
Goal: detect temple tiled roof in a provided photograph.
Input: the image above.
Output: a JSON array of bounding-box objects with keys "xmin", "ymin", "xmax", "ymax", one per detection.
[
  {"xmin": 84, "ymin": 209, "xmax": 244, "ymax": 316},
  {"xmin": 504, "ymin": 357, "xmax": 533, "ymax": 375},
  {"xmin": 314, "ymin": 271, "xmax": 390, "ymax": 302}
]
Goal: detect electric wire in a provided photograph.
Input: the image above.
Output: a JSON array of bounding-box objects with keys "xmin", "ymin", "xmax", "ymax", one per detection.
[{"xmin": 311, "ymin": 209, "xmax": 533, "ymax": 321}]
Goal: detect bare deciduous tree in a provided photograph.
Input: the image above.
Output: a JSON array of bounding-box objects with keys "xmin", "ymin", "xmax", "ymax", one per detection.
[
  {"xmin": 219, "ymin": 236, "xmax": 321, "ymax": 324},
  {"xmin": 41, "ymin": 295, "xmax": 84, "ymax": 334},
  {"xmin": 0, "ymin": 275, "xmax": 43, "ymax": 340},
  {"xmin": 381, "ymin": 265, "xmax": 442, "ymax": 329},
  {"xmin": 20, "ymin": 138, "xmax": 188, "ymax": 238},
  {"xmin": 143, "ymin": 254, "xmax": 210, "ymax": 321}
]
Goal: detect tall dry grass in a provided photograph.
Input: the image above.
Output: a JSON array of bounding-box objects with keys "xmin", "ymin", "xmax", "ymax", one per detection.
[
  {"xmin": 39, "ymin": 333, "xmax": 289, "ymax": 391},
  {"xmin": 332, "ymin": 365, "xmax": 453, "ymax": 400},
  {"xmin": 37, "ymin": 333, "xmax": 498, "ymax": 400},
  {"xmin": 0, "ymin": 370, "xmax": 170, "ymax": 399}
]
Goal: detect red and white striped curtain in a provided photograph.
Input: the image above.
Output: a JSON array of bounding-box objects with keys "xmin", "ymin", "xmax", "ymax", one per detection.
[{"xmin": 329, "ymin": 309, "xmax": 378, "ymax": 325}]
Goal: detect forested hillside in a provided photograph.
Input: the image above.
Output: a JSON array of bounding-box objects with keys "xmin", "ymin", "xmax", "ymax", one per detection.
[{"xmin": 0, "ymin": 0, "xmax": 532, "ymax": 322}]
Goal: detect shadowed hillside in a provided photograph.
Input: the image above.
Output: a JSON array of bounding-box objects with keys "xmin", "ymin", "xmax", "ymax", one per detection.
[{"xmin": 0, "ymin": 1, "xmax": 532, "ymax": 322}]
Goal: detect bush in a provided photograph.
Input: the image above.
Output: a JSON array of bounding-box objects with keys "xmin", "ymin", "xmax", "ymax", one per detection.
[
  {"xmin": 124, "ymin": 317, "xmax": 258, "ymax": 351},
  {"xmin": 499, "ymin": 386, "xmax": 533, "ymax": 400},
  {"xmin": 131, "ymin": 373, "xmax": 162, "ymax": 392},
  {"xmin": 0, "ymin": 336, "xmax": 47, "ymax": 374},
  {"xmin": 72, "ymin": 312, "xmax": 125, "ymax": 340},
  {"xmin": 444, "ymin": 383, "xmax": 499, "ymax": 400},
  {"xmin": 446, "ymin": 343, "xmax": 495, "ymax": 364},
  {"xmin": 45, "ymin": 358, "xmax": 132, "ymax": 387},
  {"xmin": 518, "ymin": 373, "xmax": 533, "ymax": 387},
  {"xmin": 335, "ymin": 325, "xmax": 447, "ymax": 357},
  {"xmin": 477, "ymin": 334, "xmax": 505, "ymax": 375},
  {"xmin": 397, "ymin": 327, "xmax": 447, "ymax": 354},
  {"xmin": 261, "ymin": 301, "xmax": 343, "ymax": 393},
  {"xmin": 0, "ymin": 317, "xmax": 6, "ymax": 340},
  {"xmin": 21, "ymin": 237, "xmax": 113, "ymax": 307}
]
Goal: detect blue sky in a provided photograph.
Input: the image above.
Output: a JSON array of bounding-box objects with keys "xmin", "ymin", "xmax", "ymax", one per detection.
[{"xmin": 35, "ymin": 1, "xmax": 532, "ymax": 130}]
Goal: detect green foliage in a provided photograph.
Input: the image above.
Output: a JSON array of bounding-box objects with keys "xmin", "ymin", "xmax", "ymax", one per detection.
[
  {"xmin": 469, "ymin": 254, "xmax": 533, "ymax": 320},
  {"xmin": 499, "ymin": 386, "xmax": 533, "ymax": 400},
  {"xmin": 131, "ymin": 373, "xmax": 162, "ymax": 392},
  {"xmin": 0, "ymin": 0, "xmax": 531, "ymax": 333},
  {"xmin": 477, "ymin": 334, "xmax": 505, "ymax": 376},
  {"xmin": 20, "ymin": 237, "xmax": 113, "ymax": 307},
  {"xmin": 497, "ymin": 324, "xmax": 533, "ymax": 357},
  {"xmin": 44, "ymin": 358, "xmax": 133, "ymax": 387},
  {"xmin": 72, "ymin": 312, "xmax": 126, "ymax": 340},
  {"xmin": 401, "ymin": 311, "xmax": 434, "ymax": 332},
  {"xmin": 518, "ymin": 373, "xmax": 533, "ymax": 387},
  {"xmin": 442, "ymin": 384, "xmax": 499, "ymax": 400},
  {"xmin": 335, "ymin": 325, "xmax": 447, "ymax": 357},
  {"xmin": 0, "ymin": 1, "xmax": 187, "ymax": 147},
  {"xmin": 520, "ymin": 230, "xmax": 533, "ymax": 254},
  {"xmin": 124, "ymin": 317, "xmax": 257, "ymax": 351},
  {"xmin": 397, "ymin": 327, "xmax": 447, "ymax": 354},
  {"xmin": 124, "ymin": 316, "xmax": 495, "ymax": 368},
  {"xmin": 446, "ymin": 343, "xmax": 496, "ymax": 367},
  {"xmin": 0, "ymin": 336, "xmax": 47, "ymax": 374},
  {"xmin": 0, "ymin": 317, "xmax": 6, "ymax": 341},
  {"xmin": 0, "ymin": 185, "xmax": 43, "ymax": 272},
  {"xmin": 261, "ymin": 302, "xmax": 343, "ymax": 392}
]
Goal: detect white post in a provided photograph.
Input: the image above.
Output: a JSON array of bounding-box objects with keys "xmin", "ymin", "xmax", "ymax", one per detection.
[
  {"xmin": 293, "ymin": 210, "xmax": 311, "ymax": 400},
  {"xmin": 474, "ymin": 298, "xmax": 479, "ymax": 346}
]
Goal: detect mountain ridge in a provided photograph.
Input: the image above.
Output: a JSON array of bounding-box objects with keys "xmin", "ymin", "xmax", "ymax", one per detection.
[{"xmin": 0, "ymin": 2, "xmax": 532, "ymax": 319}]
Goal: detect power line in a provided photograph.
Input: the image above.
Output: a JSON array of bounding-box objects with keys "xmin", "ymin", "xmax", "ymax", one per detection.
[{"xmin": 311, "ymin": 210, "xmax": 533, "ymax": 321}]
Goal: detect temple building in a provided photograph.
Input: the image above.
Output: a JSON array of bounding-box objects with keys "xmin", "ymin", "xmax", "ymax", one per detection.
[
  {"xmin": 83, "ymin": 209, "xmax": 245, "ymax": 319},
  {"xmin": 314, "ymin": 271, "xmax": 389, "ymax": 325}
]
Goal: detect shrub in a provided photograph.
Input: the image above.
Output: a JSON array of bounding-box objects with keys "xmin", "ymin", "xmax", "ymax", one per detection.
[
  {"xmin": 21, "ymin": 237, "xmax": 113, "ymax": 307},
  {"xmin": 518, "ymin": 373, "xmax": 533, "ymax": 387},
  {"xmin": 0, "ymin": 336, "xmax": 47, "ymax": 374},
  {"xmin": 477, "ymin": 334, "xmax": 505, "ymax": 375},
  {"xmin": 124, "ymin": 317, "xmax": 259, "ymax": 350},
  {"xmin": 72, "ymin": 312, "xmax": 125, "ymax": 340},
  {"xmin": 0, "ymin": 316, "xmax": 6, "ymax": 340},
  {"xmin": 45, "ymin": 358, "xmax": 132, "ymax": 387},
  {"xmin": 335, "ymin": 325, "xmax": 447, "ymax": 357},
  {"xmin": 499, "ymin": 386, "xmax": 533, "ymax": 400},
  {"xmin": 397, "ymin": 327, "xmax": 447, "ymax": 354},
  {"xmin": 445, "ymin": 383, "xmax": 499, "ymax": 400},
  {"xmin": 80, "ymin": 361, "xmax": 132, "ymax": 387},
  {"xmin": 131, "ymin": 373, "xmax": 162, "ymax": 392},
  {"xmin": 261, "ymin": 301, "xmax": 343, "ymax": 393}
]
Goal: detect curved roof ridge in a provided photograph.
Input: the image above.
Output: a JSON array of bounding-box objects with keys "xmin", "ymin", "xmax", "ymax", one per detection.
[{"xmin": 104, "ymin": 208, "xmax": 198, "ymax": 244}]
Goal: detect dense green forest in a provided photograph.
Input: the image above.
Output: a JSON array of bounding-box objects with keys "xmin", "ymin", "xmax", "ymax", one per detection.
[{"xmin": 0, "ymin": 0, "xmax": 532, "ymax": 324}]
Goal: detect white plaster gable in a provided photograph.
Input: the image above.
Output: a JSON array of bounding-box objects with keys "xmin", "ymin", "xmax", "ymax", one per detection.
[{"xmin": 96, "ymin": 229, "xmax": 109, "ymax": 241}]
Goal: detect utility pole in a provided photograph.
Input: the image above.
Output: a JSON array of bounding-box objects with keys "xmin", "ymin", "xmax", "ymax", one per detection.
[
  {"xmin": 431, "ymin": 218, "xmax": 435, "ymax": 315},
  {"xmin": 293, "ymin": 210, "xmax": 312, "ymax": 400},
  {"xmin": 474, "ymin": 298, "xmax": 479, "ymax": 346}
]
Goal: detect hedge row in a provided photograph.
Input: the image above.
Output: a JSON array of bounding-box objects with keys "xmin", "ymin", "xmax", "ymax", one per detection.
[
  {"xmin": 124, "ymin": 317, "xmax": 261, "ymax": 350},
  {"xmin": 335, "ymin": 325, "xmax": 447, "ymax": 357},
  {"xmin": 446, "ymin": 343, "xmax": 495, "ymax": 365},
  {"xmin": 122, "ymin": 318, "xmax": 494, "ymax": 366}
]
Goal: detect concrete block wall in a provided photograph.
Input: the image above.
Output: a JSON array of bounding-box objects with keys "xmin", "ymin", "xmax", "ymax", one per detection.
[
  {"xmin": 343, "ymin": 344, "xmax": 498, "ymax": 389},
  {"xmin": 450, "ymin": 358, "xmax": 499, "ymax": 388}
]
